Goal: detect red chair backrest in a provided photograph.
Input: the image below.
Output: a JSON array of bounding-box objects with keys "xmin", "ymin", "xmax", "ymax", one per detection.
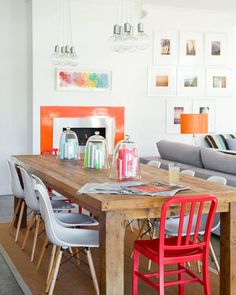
[
  {"xmin": 159, "ymin": 195, "xmax": 217, "ymax": 255},
  {"xmin": 41, "ymin": 148, "xmax": 59, "ymax": 156}
]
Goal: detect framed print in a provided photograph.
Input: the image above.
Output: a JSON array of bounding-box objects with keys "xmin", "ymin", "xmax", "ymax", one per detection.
[
  {"xmin": 205, "ymin": 33, "xmax": 227, "ymax": 65},
  {"xmin": 166, "ymin": 99, "xmax": 192, "ymax": 134},
  {"xmin": 148, "ymin": 66, "xmax": 176, "ymax": 96},
  {"xmin": 193, "ymin": 100, "xmax": 216, "ymax": 132},
  {"xmin": 177, "ymin": 67, "xmax": 205, "ymax": 96},
  {"xmin": 179, "ymin": 32, "xmax": 203, "ymax": 65},
  {"xmin": 56, "ymin": 68, "xmax": 112, "ymax": 91},
  {"xmin": 154, "ymin": 31, "xmax": 178, "ymax": 65},
  {"xmin": 206, "ymin": 68, "xmax": 233, "ymax": 97}
]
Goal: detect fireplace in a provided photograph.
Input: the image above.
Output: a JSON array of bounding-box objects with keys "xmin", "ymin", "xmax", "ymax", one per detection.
[
  {"xmin": 40, "ymin": 106, "xmax": 125, "ymax": 154},
  {"xmin": 53, "ymin": 116, "xmax": 115, "ymax": 153}
]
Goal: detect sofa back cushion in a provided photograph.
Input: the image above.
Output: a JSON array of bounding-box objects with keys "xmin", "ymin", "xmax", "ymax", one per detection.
[
  {"xmin": 201, "ymin": 148, "xmax": 236, "ymax": 175},
  {"xmin": 156, "ymin": 140, "xmax": 203, "ymax": 168},
  {"xmin": 205, "ymin": 134, "xmax": 235, "ymax": 150}
]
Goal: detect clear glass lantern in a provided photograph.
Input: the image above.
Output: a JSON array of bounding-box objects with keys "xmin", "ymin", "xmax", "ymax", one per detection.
[
  {"xmin": 59, "ymin": 127, "xmax": 79, "ymax": 160},
  {"xmin": 83, "ymin": 131, "xmax": 109, "ymax": 169},
  {"xmin": 110, "ymin": 135, "xmax": 140, "ymax": 180}
]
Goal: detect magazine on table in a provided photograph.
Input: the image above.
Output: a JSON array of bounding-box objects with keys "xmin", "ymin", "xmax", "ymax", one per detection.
[{"xmin": 77, "ymin": 181, "xmax": 189, "ymax": 197}]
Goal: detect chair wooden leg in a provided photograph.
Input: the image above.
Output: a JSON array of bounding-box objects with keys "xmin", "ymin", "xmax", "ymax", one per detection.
[
  {"xmin": 46, "ymin": 245, "xmax": 57, "ymax": 286},
  {"xmin": 21, "ymin": 212, "xmax": 35, "ymax": 250},
  {"xmin": 148, "ymin": 225, "xmax": 157, "ymax": 270},
  {"xmin": 209, "ymin": 241, "xmax": 220, "ymax": 274},
  {"xmin": 127, "ymin": 220, "xmax": 134, "ymax": 232},
  {"xmin": 48, "ymin": 248, "xmax": 62, "ymax": 295},
  {"xmin": 30, "ymin": 215, "xmax": 41, "ymax": 262},
  {"xmin": 196, "ymin": 260, "xmax": 202, "ymax": 273},
  {"xmin": 86, "ymin": 248, "xmax": 99, "ymax": 295},
  {"xmin": 10, "ymin": 198, "xmax": 21, "ymax": 231},
  {"xmin": 36, "ymin": 236, "xmax": 49, "ymax": 270},
  {"xmin": 15, "ymin": 201, "xmax": 25, "ymax": 242}
]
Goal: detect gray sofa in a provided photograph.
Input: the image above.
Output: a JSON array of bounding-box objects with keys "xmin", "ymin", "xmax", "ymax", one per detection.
[{"xmin": 140, "ymin": 140, "xmax": 236, "ymax": 187}]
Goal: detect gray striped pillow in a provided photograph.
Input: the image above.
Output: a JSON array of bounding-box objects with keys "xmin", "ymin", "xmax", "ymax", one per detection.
[{"xmin": 205, "ymin": 134, "xmax": 235, "ymax": 150}]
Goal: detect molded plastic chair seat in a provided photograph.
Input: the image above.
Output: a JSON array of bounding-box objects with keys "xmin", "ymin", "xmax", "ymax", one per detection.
[
  {"xmin": 55, "ymin": 212, "xmax": 98, "ymax": 227},
  {"xmin": 147, "ymin": 160, "xmax": 161, "ymax": 168},
  {"xmin": 51, "ymin": 199, "xmax": 76, "ymax": 211},
  {"xmin": 181, "ymin": 170, "xmax": 195, "ymax": 177}
]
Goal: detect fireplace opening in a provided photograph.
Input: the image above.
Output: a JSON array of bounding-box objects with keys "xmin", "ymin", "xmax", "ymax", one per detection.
[{"xmin": 63, "ymin": 127, "xmax": 106, "ymax": 146}]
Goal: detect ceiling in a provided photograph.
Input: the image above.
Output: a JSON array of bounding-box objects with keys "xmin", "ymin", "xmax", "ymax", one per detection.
[{"xmin": 146, "ymin": 0, "xmax": 236, "ymax": 12}]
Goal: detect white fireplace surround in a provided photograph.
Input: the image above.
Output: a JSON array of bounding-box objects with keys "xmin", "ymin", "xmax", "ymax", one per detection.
[{"xmin": 53, "ymin": 116, "xmax": 115, "ymax": 154}]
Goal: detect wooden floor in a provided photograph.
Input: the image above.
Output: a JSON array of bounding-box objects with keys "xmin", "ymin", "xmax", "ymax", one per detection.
[{"xmin": 0, "ymin": 223, "xmax": 219, "ymax": 295}]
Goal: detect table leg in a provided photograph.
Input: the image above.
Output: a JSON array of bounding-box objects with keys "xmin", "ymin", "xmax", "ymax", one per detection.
[
  {"xmin": 99, "ymin": 211, "xmax": 126, "ymax": 295},
  {"xmin": 220, "ymin": 202, "xmax": 236, "ymax": 295}
]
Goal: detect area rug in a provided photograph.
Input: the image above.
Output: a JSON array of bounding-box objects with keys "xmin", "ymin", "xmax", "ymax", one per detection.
[
  {"xmin": 0, "ymin": 223, "xmax": 219, "ymax": 295},
  {"xmin": 0, "ymin": 244, "xmax": 32, "ymax": 295}
]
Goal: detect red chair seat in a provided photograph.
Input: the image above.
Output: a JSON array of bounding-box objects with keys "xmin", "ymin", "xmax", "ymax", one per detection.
[{"xmin": 134, "ymin": 237, "xmax": 203, "ymax": 264}]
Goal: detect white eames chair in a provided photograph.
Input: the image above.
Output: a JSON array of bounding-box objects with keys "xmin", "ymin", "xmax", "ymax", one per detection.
[
  {"xmin": 18, "ymin": 167, "xmax": 98, "ymax": 264},
  {"xmin": 181, "ymin": 169, "xmax": 195, "ymax": 177},
  {"xmin": 147, "ymin": 160, "xmax": 161, "ymax": 168},
  {"xmin": 36, "ymin": 183, "xmax": 99, "ymax": 295},
  {"xmin": 7, "ymin": 160, "xmax": 26, "ymax": 242}
]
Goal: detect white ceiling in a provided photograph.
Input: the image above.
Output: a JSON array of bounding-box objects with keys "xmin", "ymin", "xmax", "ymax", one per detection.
[{"xmin": 146, "ymin": 0, "xmax": 236, "ymax": 12}]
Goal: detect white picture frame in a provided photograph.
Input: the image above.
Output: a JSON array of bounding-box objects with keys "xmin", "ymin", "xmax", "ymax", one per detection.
[
  {"xmin": 179, "ymin": 32, "xmax": 203, "ymax": 65},
  {"xmin": 177, "ymin": 67, "xmax": 205, "ymax": 96},
  {"xmin": 148, "ymin": 66, "xmax": 176, "ymax": 96},
  {"xmin": 193, "ymin": 100, "xmax": 216, "ymax": 133},
  {"xmin": 205, "ymin": 32, "xmax": 227, "ymax": 65},
  {"xmin": 206, "ymin": 68, "xmax": 233, "ymax": 97},
  {"xmin": 166, "ymin": 99, "xmax": 192, "ymax": 134},
  {"xmin": 154, "ymin": 31, "xmax": 178, "ymax": 65}
]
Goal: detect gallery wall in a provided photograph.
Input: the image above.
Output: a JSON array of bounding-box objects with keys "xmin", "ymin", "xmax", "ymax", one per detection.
[
  {"xmin": 32, "ymin": 0, "xmax": 236, "ymax": 159},
  {"xmin": 0, "ymin": 0, "xmax": 32, "ymax": 195}
]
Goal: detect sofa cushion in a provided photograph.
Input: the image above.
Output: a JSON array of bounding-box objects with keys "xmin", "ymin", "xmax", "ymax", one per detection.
[
  {"xmin": 201, "ymin": 148, "xmax": 236, "ymax": 175},
  {"xmin": 156, "ymin": 140, "xmax": 203, "ymax": 168},
  {"xmin": 226, "ymin": 138, "xmax": 236, "ymax": 151},
  {"xmin": 205, "ymin": 134, "xmax": 235, "ymax": 150}
]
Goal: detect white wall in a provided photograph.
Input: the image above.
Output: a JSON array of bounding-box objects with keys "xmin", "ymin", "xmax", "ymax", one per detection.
[
  {"xmin": 33, "ymin": 0, "xmax": 236, "ymax": 158},
  {"xmin": 0, "ymin": 0, "xmax": 32, "ymax": 195}
]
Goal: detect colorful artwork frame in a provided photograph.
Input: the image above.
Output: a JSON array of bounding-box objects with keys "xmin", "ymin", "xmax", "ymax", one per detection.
[
  {"xmin": 56, "ymin": 68, "xmax": 112, "ymax": 91},
  {"xmin": 166, "ymin": 99, "xmax": 192, "ymax": 134}
]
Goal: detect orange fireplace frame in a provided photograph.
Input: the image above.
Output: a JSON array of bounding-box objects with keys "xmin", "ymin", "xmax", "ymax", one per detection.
[{"xmin": 40, "ymin": 106, "xmax": 125, "ymax": 152}]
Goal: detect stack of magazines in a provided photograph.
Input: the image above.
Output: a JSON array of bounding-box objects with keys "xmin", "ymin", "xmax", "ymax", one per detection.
[{"xmin": 77, "ymin": 181, "xmax": 188, "ymax": 197}]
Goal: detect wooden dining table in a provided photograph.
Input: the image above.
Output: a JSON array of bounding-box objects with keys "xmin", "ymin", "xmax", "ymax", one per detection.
[{"xmin": 13, "ymin": 154, "xmax": 236, "ymax": 295}]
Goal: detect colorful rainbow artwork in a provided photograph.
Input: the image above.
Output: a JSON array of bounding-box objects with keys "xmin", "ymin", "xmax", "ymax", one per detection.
[{"xmin": 56, "ymin": 69, "xmax": 111, "ymax": 91}]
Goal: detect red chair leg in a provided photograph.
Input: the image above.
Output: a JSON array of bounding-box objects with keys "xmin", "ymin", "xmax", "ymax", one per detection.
[
  {"xmin": 158, "ymin": 261, "xmax": 165, "ymax": 295},
  {"xmin": 132, "ymin": 249, "xmax": 140, "ymax": 295},
  {"xmin": 178, "ymin": 263, "xmax": 185, "ymax": 295},
  {"xmin": 202, "ymin": 258, "xmax": 211, "ymax": 295}
]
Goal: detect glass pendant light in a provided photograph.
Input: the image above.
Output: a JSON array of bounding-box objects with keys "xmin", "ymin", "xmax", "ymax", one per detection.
[
  {"xmin": 108, "ymin": 0, "xmax": 149, "ymax": 53},
  {"xmin": 51, "ymin": 0, "xmax": 78, "ymax": 67}
]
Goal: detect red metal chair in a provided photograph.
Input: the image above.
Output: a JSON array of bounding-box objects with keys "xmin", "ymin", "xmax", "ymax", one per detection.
[{"xmin": 132, "ymin": 194, "xmax": 217, "ymax": 295}]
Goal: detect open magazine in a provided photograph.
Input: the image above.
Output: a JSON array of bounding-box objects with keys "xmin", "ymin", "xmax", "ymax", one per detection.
[{"xmin": 77, "ymin": 181, "xmax": 189, "ymax": 197}]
